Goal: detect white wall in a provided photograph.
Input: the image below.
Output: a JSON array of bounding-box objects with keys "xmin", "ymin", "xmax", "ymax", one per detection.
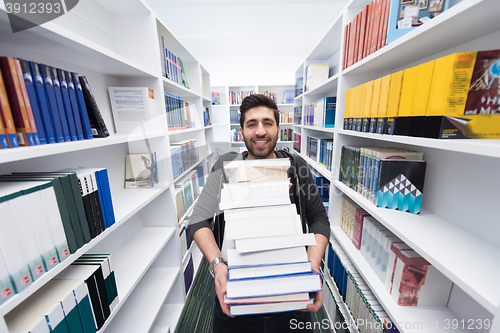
[{"xmin": 146, "ymin": 1, "xmax": 347, "ymax": 86}]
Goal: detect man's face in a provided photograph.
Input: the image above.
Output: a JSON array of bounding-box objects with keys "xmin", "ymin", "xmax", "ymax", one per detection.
[{"xmin": 240, "ymin": 106, "xmax": 279, "ymax": 160}]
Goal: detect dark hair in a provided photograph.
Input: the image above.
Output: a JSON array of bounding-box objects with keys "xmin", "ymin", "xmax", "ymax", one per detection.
[{"xmin": 240, "ymin": 94, "xmax": 279, "ymax": 128}]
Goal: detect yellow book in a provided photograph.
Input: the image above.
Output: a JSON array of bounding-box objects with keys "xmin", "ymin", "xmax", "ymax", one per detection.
[
  {"xmin": 353, "ymin": 84, "xmax": 366, "ymax": 132},
  {"xmin": 395, "ymin": 66, "xmax": 418, "ymax": 135},
  {"xmin": 386, "ymin": 70, "xmax": 404, "ymax": 135},
  {"xmin": 362, "ymin": 80, "xmax": 374, "ymax": 132},
  {"xmin": 423, "ymin": 50, "xmax": 500, "ymax": 138},
  {"xmin": 369, "ymin": 78, "xmax": 382, "ymax": 133},
  {"xmin": 344, "ymin": 88, "xmax": 352, "ymax": 130},
  {"xmin": 376, "ymin": 74, "xmax": 391, "ymax": 134},
  {"xmin": 410, "ymin": 60, "xmax": 435, "ymax": 137}
]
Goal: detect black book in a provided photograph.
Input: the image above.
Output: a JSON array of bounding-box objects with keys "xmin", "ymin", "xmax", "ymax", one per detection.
[{"xmin": 78, "ymin": 76, "xmax": 109, "ymax": 137}]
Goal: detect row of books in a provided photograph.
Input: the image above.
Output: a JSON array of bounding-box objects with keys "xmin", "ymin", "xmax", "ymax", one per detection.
[
  {"xmin": 326, "ymin": 240, "xmax": 399, "ymax": 333},
  {"xmin": 164, "ymin": 92, "xmax": 196, "ymax": 131},
  {"xmin": 306, "ymin": 136, "xmax": 333, "ymax": 171},
  {"xmin": 170, "ymin": 139, "xmax": 199, "ymax": 180},
  {"xmin": 220, "ymin": 159, "xmax": 320, "ymax": 316},
  {"xmin": 211, "ymin": 92, "xmax": 220, "ymax": 105},
  {"xmin": 293, "ymin": 106, "xmax": 302, "ymax": 125},
  {"xmin": 230, "ymin": 129, "xmax": 242, "ymax": 142},
  {"xmin": 343, "ymin": 0, "xmax": 450, "ymax": 70},
  {"xmin": 5, "ymin": 254, "xmax": 118, "ymax": 332},
  {"xmin": 279, "ymin": 111, "xmax": 293, "ymax": 124},
  {"xmin": 340, "ymin": 196, "xmax": 453, "ymax": 306},
  {"xmin": 302, "ymin": 96, "xmax": 336, "ymax": 128},
  {"xmin": 310, "ymin": 168, "xmax": 330, "ymax": 203},
  {"xmin": 261, "ymin": 91, "xmax": 277, "ymax": 103},
  {"xmin": 0, "ymin": 169, "xmax": 115, "ymax": 303},
  {"xmin": 0, "ymin": 56, "xmax": 108, "ymax": 150},
  {"xmin": 125, "ymin": 152, "xmax": 159, "ymax": 189},
  {"xmin": 229, "ymin": 90, "xmax": 254, "ymax": 105},
  {"xmin": 339, "ymin": 146, "xmax": 426, "ymax": 214},
  {"xmin": 344, "ymin": 49, "xmax": 500, "ymax": 139},
  {"xmin": 293, "ymin": 133, "xmax": 301, "ymax": 153},
  {"xmin": 279, "ymin": 128, "xmax": 293, "ymax": 142},
  {"xmin": 229, "ymin": 109, "xmax": 240, "ymax": 125},
  {"xmin": 157, "ymin": 33, "xmax": 189, "ymax": 89},
  {"xmin": 282, "ymin": 89, "xmax": 294, "ymax": 104},
  {"xmin": 174, "ymin": 170, "xmax": 201, "ymax": 223},
  {"xmin": 203, "ymin": 106, "xmax": 211, "ymax": 126},
  {"xmin": 295, "ymin": 77, "xmax": 303, "ymax": 97},
  {"xmin": 306, "ymin": 64, "xmax": 329, "ymax": 92}
]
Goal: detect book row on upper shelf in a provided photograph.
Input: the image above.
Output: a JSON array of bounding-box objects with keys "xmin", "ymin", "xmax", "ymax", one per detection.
[
  {"xmin": 339, "ymin": 146, "xmax": 425, "ymax": 214},
  {"xmin": 157, "ymin": 33, "xmax": 189, "ymax": 89},
  {"xmin": 302, "ymin": 135, "xmax": 334, "ymax": 172},
  {"xmin": 0, "ymin": 56, "xmax": 108, "ymax": 151},
  {"xmin": 5, "ymin": 254, "xmax": 118, "ymax": 333},
  {"xmin": 344, "ymin": 49, "xmax": 500, "ymax": 139},
  {"xmin": 339, "ymin": 195, "xmax": 452, "ymax": 307},
  {"xmin": 0, "ymin": 169, "xmax": 115, "ymax": 306},
  {"xmin": 170, "ymin": 139, "xmax": 200, "ymax": 181},
  {"xmin": 343, "ymin": 0, "xmax": 450, "ymax": 70},
  {"xmin": 302, "ymin": 97, "xmax": 337, "ymax": 128}
]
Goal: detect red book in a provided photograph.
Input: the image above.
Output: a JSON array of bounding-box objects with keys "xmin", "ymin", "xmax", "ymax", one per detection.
[
  {"xmin": 13, "ymin": 59, "xmax": 39, "ymax": 145},
  {"xmin": 352, "ymin": 208, "xmax": 370, "ymax": 250},
  {"xmin": 353, "ymin": 12, "xmax": 361, "ymax": 65},
  {"xmin": 378, "ymin": 0, "xmax": 391, "ymax": 51},
  {"xmin": 343, "ymin": 23, "xmax": 349, "ymax": 70},
  {"xmin": 363, "ymin": 3, "xmax": 372, "ymax": 59},
  {"xmin": 357, "ymin": 6, "xmax": 368, "ymax": 63},
  {"xmin": 370, "ymin": 0, "xmax": 382, "ymax": 55},
  {"xmin": 0, "ymin": 57, "xmax": 34, "ymax": 146},
  {"xmin": 348, "ymin": 16, "xmax": 357, "ymax": 68}
]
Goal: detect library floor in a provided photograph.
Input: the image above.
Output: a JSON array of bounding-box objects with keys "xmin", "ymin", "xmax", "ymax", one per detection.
[{"xmin": 174, "ymin": 258, "xmax": 333, "ymax": 333}]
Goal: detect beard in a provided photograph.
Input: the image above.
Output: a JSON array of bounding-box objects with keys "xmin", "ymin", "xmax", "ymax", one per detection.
[{"xmin": 243, "ymin": 132, "xmax": 279, "ymax": 159}]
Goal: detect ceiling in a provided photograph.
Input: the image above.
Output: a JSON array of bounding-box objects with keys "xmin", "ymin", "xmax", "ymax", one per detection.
[{"xmin": 145, "ymin": 0, "xmax": 348, "ymax": 86}]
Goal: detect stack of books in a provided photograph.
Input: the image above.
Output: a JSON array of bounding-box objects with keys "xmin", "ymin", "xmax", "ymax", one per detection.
[{"xmin": 219, "ymin": 159, "xmax": 321, "ymax": 316}]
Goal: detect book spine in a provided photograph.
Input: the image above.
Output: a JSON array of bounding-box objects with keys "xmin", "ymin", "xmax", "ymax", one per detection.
[
  {"xmin": 0, "ymin": 66, "xmax": 20, "ymax": 148},
  {"xmin": 50, "ymin": 66, "xmax": 72, "ymax": 142},
  {"xmin": 78, "ymin": 76, "xmax": 109, "ymax": 137},
  {"xmin": 66, "ymin": 71, "xmax": 85, "ymax": 140},
  {"xmin": 57, "ymin": 69, "xmax": 78, "ymax": 141},
  {"xmin": 40, "ymin": 64, "xmax": 65, "ymax": 142},
  {"xmin": 14, "ymin": 59, "xmax": 40, "ymax": 145},
  {"xmin": 72, "ymin": 72, "xmax": 93, "ymax": 140}
]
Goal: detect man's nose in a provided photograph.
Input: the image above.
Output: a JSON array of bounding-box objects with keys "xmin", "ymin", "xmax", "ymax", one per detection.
[{"xmin": 255, "ymin": 123, "xmax": 266, "ymax": 136}]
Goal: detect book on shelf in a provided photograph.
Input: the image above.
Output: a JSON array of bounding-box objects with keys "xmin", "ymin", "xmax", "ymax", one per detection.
[
  {"xmin": 262, "ymin": 91, "xmax": 277, "ymax": 103},
  {"xmin": 108, "ymin": 87, "xmax": 158, "ymax": 134},
  {"xmin": 203, "ymin": 106, "xmax": 211, "ymax": 126},
  {"xmin": 295, "ymin": 77, "xmax": 303, "ymax": 97},
  {"xmin": 183, "ymin": 253, "xmax": 194, "ymax": 294},
  {"xmin": 79, "ymin": 76, "xmax": 109, "ymax": 138},
  {"xmin": 229, "ymin": 90, "xmax": 254, "ymax": 105},
  {"xmin": 282, "ymin": 89, "xmax": 294, "ymax": 104},
  {"xmin": 170, "ymin": 139, "xmax": 198, "ymax": 179},
  {"xmin": 179, "ymin": 57, "xmax": 189, "ymax": 89},
  {"xmin": 71, "ymin": 72, "xmax": 93, "ymax": 140},
  {"xmin": 50, "ymin": 66, "xmax": 74, "ymax": 142},
  {"xmin": 125, "ymin": 153, "xmax": 156, "ymax": 189},
  {"xmin": 0, "ymin": 250, "xmax": 15, "ymax": 305},
  {"xmin": 211, "ymin": 91, "xmax": 220, "ymax": 105},
  {"xmin": 0, "ymin": 64, "xmax": 20, "ymax": 148},
  {"xmin": 293, "ymin": 133, "xmax": 301, "ymax": 153},
  {"xmin": 305, "ymin": 64, "xmax": 329, "ymax": 92}
]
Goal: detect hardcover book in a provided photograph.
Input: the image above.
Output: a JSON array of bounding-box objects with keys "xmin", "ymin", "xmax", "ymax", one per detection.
[
  {"xmin": 79, "ymin": 76, "xmax": 109, "ymax": 137},
  {"xmin": 125, "ymin": 153, "xmax": 154, "ymax": 188}
]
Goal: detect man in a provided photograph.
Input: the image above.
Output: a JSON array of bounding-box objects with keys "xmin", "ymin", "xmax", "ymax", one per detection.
[{"xmin": 190, "ymin": 94, "xmax": 330, "ymax": 332}]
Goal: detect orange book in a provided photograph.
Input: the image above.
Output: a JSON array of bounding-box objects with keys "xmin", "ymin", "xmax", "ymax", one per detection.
[
  {"xmin": 363, "ymin": 3, "xmax": 372, "ymax": 59},
  {"xmin": 370, "ymin": 0, "xmax": 381, "ymax": 55},
  {"xmin": 348, "ymin": 15, "xmax": 357, "ymax": 67},
  {"xmin": 0, "ymin": 67, "xmax": 19, "ymax": 148},
  {"xmin": 353, "ymin": 12, "xmax": 362, "ymax": 65},
  {"xmin": 13, "ymin": 59, "xmax": 39, "ymax": 145},
  {"xmin": 357, "ymin": 6, "xmax": 368, "ymax": 63},
  {"xmin": 0, "ymin": 57, "xmax": 34, "ymax": 146},
  {"xmin": 378, "ymin": 0, "xmax": 391, "ymax": 51},
  {"xmin": 343, "ymin": 23, "xmax": 350, "ymax": 70}
]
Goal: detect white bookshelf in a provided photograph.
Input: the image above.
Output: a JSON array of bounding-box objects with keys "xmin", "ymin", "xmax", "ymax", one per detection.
[
  {"xmin": 0, "ymin": 0, "xmax": 213, "ymax": 331},
  {"xmin": 294, "ymin": 0, "xmax": 500, "ymax": 331}
]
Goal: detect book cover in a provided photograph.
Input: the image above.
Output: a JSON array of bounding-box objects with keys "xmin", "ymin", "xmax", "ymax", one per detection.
[
  {"xmin": 0, "ymin": 66, "xmax": 19, "ymax": 148},
  {"xmin": 14, "ymin": 59, "xmax": 40, "ymax": 145},
  {"xmin": 125, "ymin": 153, "xmax": 154, "ymax": 188},
  {"xmin": 58, "ymin": 69, "xmax": 79, "ymax": 141},
  {"xmin": 79, "ymin": 76, "xmax": 109, "ymax": 138},
  {"xmin": 376, "ymin": 74, "xmax": 391, "ymax": 134},
  {"xmin": 229, "ymin": 299, "xmax": 313, "ymax": 316},
  {"xmin": 108, "ymin": 87, "xmax": 157, "ymax": 134},
  {"xmin": 385, "ymin": 70, "xmax": 404, "ymax": 135},
  {"xmin": 369, "ymin": 77, "xmax": 381, "ymax": 133},
  {"xmin": 305, "ymin": 64, "xmax": 329, "ymax": 92},
  {"xmin": 64, "ymin": 70, "xmax": 84, "ymax": 140},
  {"xmin": 0, "ymin": 57, "xmax": 35, "ymax": 146},
  {"xmin": 394, "ymin": 66, "xmax": 417, "ymax": 136},
  {"xmin": 50, "ymin": 66, "xmax": 72, "ymax": 142},
  {"xmin": 71, "ymin": 72, "xmax": 93, "ymax": 140},
  {"xmin": 409, "ymin": 60, "xmax": 435, "ymax": 137},
  {"xmin": 362, "ymin": 80, "xmax": 373, "ymax": 132}
]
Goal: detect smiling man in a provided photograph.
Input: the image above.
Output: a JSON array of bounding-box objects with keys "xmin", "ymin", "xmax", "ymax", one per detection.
[{"xmin": 190, "ymin": 94, "xmax": 330, "ymax": 333}]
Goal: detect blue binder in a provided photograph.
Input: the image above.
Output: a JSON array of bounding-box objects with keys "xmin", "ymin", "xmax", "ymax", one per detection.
[
  {"xmin": 71, "ymin": 72, "xmax": 93, "ymax": 140},
  {"xmin": 40, "ymin": 64, "xmax": 65, "ymax": 143},
  {"xmin": 50, "ymin": 66, "xmax": 71, "ymax": 142},
  {"xmin": 57, "ymin": 68, "xmax": 78, "ymax": 141},
  {"xmin": 65, "ymin": 70, "xmax": 84, "ymax": 140}
]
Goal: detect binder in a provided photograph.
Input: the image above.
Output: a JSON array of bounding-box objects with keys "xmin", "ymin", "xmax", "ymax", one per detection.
[
  {"xmin": 57, "ymin": 68, "xmax": 78, "ymax": 141},
  {"xmin": 40, "ymin": 64, "xmax": 65, "ymax": 143},
  {"xmin": 50, "ymin": 66, "xmax": 72, "ymax": 142},
  {"xmin": 28, "ymin": 61, "xmax": 56, "ymax": 144},
  {"xmin": 65, "ymin": 70, "xmax": 84, "ymax": 140},
  {"xmin": 60, "ymin": 289, "xmax": 85, "ymax": 333},
  {"xmin": 0, "ymin": 248, "xmax": 15, "ymax": 305},
  {"xmin": 71, "ymin": 72, "xmax": 93, "ymax": 140}
]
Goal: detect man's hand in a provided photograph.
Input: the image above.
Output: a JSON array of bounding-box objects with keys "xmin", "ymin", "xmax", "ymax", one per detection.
[
  {"xmin": 307, "ymin": 289, "xmax": 324, "ymax": 312},
  {"xmin": 214, "ymin": 262, "xmax": 231, "ymax": 316}
]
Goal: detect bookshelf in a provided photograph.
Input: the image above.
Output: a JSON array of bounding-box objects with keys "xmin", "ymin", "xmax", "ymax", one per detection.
[
  {"xmin": 293, "ymin": 0, "xmax": 500, "ymax": 331},
  {"xmin": 0, "ymin": 1, "xmax": 213, "ymax": 332}
]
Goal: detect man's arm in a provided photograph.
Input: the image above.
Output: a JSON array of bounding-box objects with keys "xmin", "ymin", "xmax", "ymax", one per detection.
[
  {"xmin": 306, "ymin": 233, "xmax": 329, "ymax": 312},
  {"xmin": 193, "ymin": 228, "xmax": 230, "ymax": 316}
]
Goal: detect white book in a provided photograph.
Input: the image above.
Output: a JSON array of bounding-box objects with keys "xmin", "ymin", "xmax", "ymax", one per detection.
[
  {"xmin": 226, "ymin": 273, "xmax": 321, "ymax": 299},
  {"xmin": 0, "ymin": 184, "xmax": 46, "ymax": 281},
  {"xmin": 224, "ymin": 204, "xmax": 297, "ymax": 221},
  {"xmin": 220, "ymin": 180, "xmax": 291, "ymax": 210},
  {"xmin": 223, "ymin": 159, "xmax": 290, "ymax": 183},
  {"xmin": 228, "ymin": 262, "xmax": 312, "ymax": 280},
  {"xmin": 227, "ymin": 247, "xmax": 308, "ymax": 268},
  {"xmin": 306, "ymin": 64, "xmax": 329, "ymax": 92},
  {"xmin": 224, "ymin": 292, "xmax": 310, "ymax": 304},
  {"xmin": 230, "ymin": 299, "xmax": 313, "ymax": 316},
  {"xmin": 0, "ymin": 195, "xmax": 33, "ymax": 293},
  {"xmin": 0, "ymin": 250, "xmax": 15, "ymax": 305},
  {"xmin": 225, "ymin": 214, "xmax": 302, "ymax": 241},
  {"xmin": 235, "ymin": 233, "xmax": 316, "ymax": 253}
]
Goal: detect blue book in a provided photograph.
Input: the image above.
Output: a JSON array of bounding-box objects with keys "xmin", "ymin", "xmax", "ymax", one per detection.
[
  {"xmin": 57, "ymin": 69, "xmax": 78, "ymax": 141},
  {"xmin": 40, "ymin": 64, "xmax": 65, "ymax": 143},
  {"xmin": 71, "ymin": 73, "xmax": 93, "ymax": 140},
  {"xmin": 324, "ymin": 96, "xmax": 336, "ymax": 128},
  {"xmin": 28, "ymin": 61, "xmax": 56, "ymax": 144},
  {"xmin": 100, "ymin": 169, "xmax": 115, "ymax": 227},
  {"xmin": 18, "ymin": 59, "xmax": 46, "ymax": 145},
  {"xmin": 65, "ymin": 71, "xmax": 84, "ymax": 140},
  {"xmin": 50, "ymin": 67, "xmax": 71, "ymax": 142}
]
